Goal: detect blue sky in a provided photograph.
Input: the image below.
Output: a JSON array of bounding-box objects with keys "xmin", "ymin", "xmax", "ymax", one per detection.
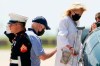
[{"xmin": 0, "ymin": 0, "xmax": 100, "ymax": 36}]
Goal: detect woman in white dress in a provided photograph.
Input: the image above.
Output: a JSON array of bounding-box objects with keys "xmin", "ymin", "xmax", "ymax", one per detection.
[{"xmin": 55, "ymin": 3, "xmax": 86, "ymax": 66}]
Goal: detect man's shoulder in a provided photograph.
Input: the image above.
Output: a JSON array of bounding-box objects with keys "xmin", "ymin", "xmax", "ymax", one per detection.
[
  {"xmin": 26, "ymin": 31, "xmax": 36, "ymax": 36},
  {"xmin": 18, "ymin": 33, "xmax": 28, "ymax": 41},
  {"xmin": 26, "ymin": 31, "xmax": 39, "ymax": 39}
]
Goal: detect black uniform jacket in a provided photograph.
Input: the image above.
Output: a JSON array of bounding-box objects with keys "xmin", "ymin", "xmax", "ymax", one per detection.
[{"xmin": 4, "ymin": 31, "xmax": 32, "ymax": 66}]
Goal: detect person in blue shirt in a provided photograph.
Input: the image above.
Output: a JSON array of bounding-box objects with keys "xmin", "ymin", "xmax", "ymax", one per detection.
[{"xmin": 26, "ymin": 16, "xmax": 56, "ymax": 66}]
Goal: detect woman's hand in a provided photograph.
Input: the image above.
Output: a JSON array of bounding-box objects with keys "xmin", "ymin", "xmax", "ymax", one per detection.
[
  {"xmin": 70, "ymin": 48, "xmax": 78, "ymax": 56},
  {"xmin": 66, "ymin": 45, "xmax": 78, "ymax": 56}
]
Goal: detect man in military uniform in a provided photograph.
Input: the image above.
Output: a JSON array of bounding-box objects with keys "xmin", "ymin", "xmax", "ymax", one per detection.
[
  {"xmin": 4, "ymin": 13, "xmax": 31, "ymax": 66},
  {"xmin": 26, "ymin": 16, "xmax": 56, "ymax": 66}
]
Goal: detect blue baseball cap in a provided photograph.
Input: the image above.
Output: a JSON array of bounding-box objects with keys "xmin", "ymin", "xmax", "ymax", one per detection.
[{"xmin": 32, "ymin": 16, "xmax": 50, "ymax": 30}]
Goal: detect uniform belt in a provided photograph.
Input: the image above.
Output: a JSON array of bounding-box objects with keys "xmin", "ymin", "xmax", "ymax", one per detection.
[
  {"xmin": 10, "ymin": 59, "xmax": 18, "ymax": 64},
  {"xmin": 10, "ymin": 56, "xmax": 21, "ymax": 66}
]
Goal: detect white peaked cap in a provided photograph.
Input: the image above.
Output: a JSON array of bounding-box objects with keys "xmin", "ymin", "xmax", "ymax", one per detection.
[{"xmin": 9, "ymin": 13, "xmax": 28, "ymax": 22}]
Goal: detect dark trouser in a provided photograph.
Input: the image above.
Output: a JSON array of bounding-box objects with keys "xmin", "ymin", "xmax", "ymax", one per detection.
[{"xmin": 10, "ymin": 63, "xmax": 18, "ymax": 66}]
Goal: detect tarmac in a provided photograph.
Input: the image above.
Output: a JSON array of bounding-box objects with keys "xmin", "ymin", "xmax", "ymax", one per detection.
[
  {"xmin": 0, "ymin": 48, "xmax": 56, "ymax": 66},
  {"xmin": 0, "ymin": 49, "xmax": 82, "ymax": 66}
]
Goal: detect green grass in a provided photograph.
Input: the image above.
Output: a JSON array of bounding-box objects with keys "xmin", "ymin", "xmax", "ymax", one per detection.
[
  {"xmin": 0, "ymin": 35, "xmax": 57, "ymax": 49},
  {"xmin": 42, "ymin": 44, "xmax": 56, "ymax": 48},
  {"xmin": 0, "ymin": 45, "xmax": 11, "ymax": 50},
  {"xmin": 0, "ymin": 44, "xmax": 56, "ymax": 50}
]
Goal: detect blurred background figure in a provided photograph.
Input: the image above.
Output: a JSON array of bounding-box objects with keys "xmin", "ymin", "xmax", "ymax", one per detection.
[{"xmin": 90, "ymin": 12, "xmax": 100, "ymax": 32}]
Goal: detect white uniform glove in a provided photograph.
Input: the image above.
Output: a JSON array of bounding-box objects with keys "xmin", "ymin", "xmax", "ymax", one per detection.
[{"xmin": 6, "ymin": 24, "xmax": 11, "ymax": 33}]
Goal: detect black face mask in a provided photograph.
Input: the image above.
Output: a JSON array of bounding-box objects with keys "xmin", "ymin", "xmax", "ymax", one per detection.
[
  {"xmin": 72, "ymin": 14, "xmax": 81, "ymax": 21},
  {"xmin": 95, "ymin": 22, "xmax": 100, "ymax": 27},
  {"xmin": 37, "ymin": 29, "xmax": 45, "ymax": 36}
]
